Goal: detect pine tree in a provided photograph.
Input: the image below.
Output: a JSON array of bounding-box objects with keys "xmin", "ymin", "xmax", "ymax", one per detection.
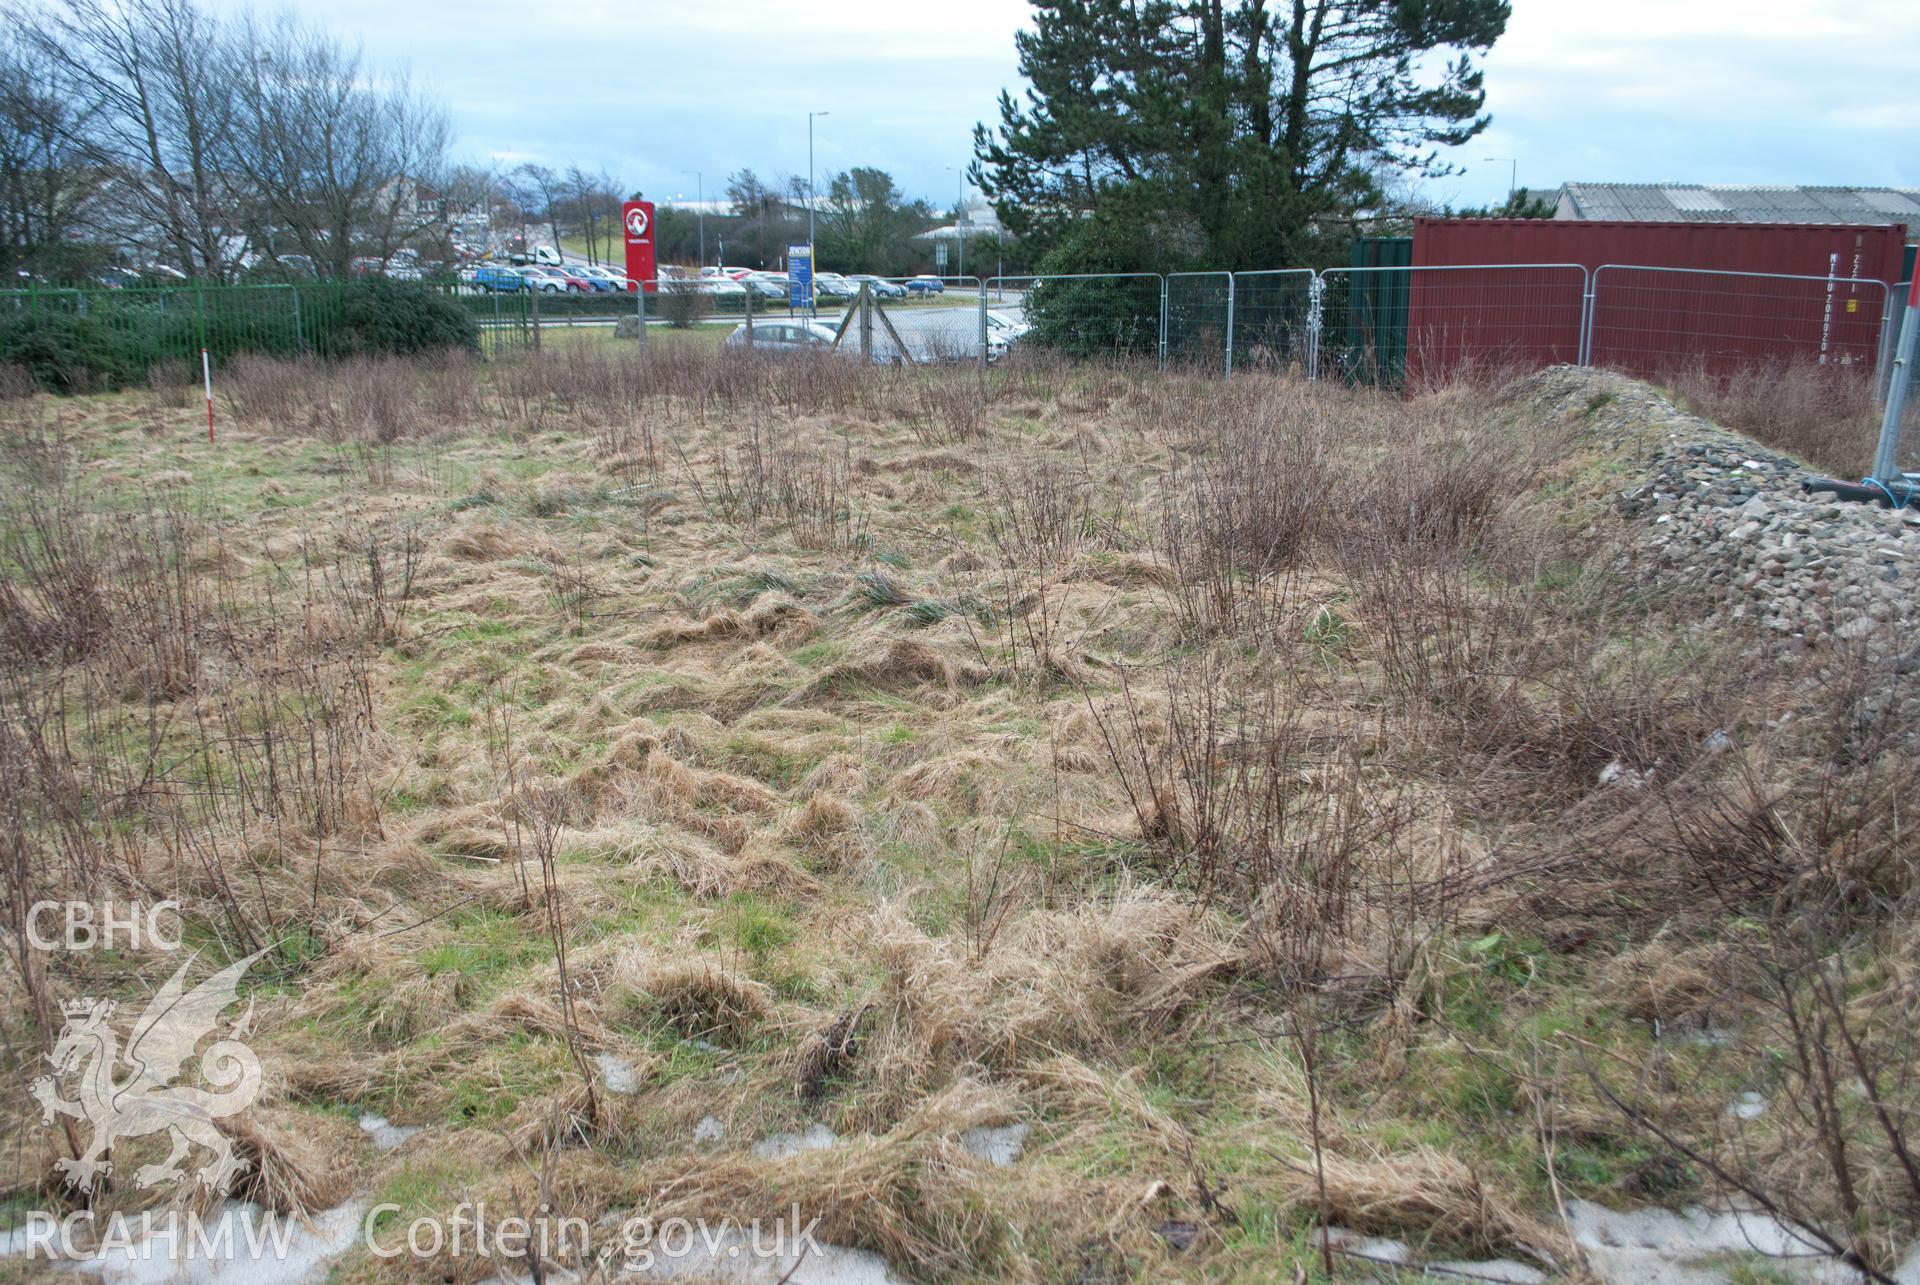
[{"xmin": 973, "ymin": 0, "xmax": 1509, "ymax": 271}]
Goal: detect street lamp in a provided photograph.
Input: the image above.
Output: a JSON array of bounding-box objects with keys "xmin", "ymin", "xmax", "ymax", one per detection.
[
  {"xmin": 685, "ymin": 170, "xmax": 705, "ymax": 268},
  {"xmin": 1484, "ymin": 156, "xmax": 1518, "ymax": 206},
  {"xmin": 808, "ymin": 110, "xmax": 830, "ymax": 316},
  {"xmin": 946, "ymin": 165, "xmax": 966, "ymax": 280}
]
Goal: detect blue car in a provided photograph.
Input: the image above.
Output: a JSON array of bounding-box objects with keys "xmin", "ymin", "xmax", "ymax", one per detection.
[
  {"xmin": 571, "ymin": 268, "xmax": 620, "ymax": 293},
  {"xmin": 471, "ymin": 265, "xmax": 526, "ymax": 292}
]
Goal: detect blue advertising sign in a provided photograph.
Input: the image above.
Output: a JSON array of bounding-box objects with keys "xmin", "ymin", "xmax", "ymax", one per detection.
[{"xmin": 787, "ymin": 244, "xmax": 813, "ymax": 310}]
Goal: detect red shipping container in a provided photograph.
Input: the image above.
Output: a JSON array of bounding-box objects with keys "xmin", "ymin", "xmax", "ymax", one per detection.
[{"xmin": 1406, "ymin": 217, "xmax": 1907, "ymax": 383}]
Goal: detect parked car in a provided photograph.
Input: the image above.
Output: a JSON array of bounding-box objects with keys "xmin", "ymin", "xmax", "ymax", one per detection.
[
  {"xmin": 741, "ymin": 273, "xmax": 788, "ymax": 300},
  {"xmin": 725, "ymin": 319, "xmax": 831, "ymax": 354},
  {"xmin": 517, "ymin": 265, "xmax": 594, "ymax": 294},
  {"xmin": 566, "ymin": 266, "xmax": 619, "ymax": 293},
  {"xmin": 845, "ymin": 275, "xmax": 909, "ymax": 299},
  {"xmin": 723, "ymin": 319, "xmax": 929, "ymax": 364},
  {"xmin": 696, "ymin": 276, "xmax": 748, "ymax": 298},
  {"xmin": 575, "ymin": 265, "xmax": 631, "ymax": 290},
  {"xmin": 472, "ymin": 264, "xmax": 527, "ymax": 292},
  {"xmin": 987, "ymin": 310, "xmax": 1030, "ymax": 342},
  {"xmin": 813, "ymin": 272, "xmax": 856, "ymax": 299},
  {"xmin": 906, "ymin": 276, "xmax": 946, "ymax": 295}
]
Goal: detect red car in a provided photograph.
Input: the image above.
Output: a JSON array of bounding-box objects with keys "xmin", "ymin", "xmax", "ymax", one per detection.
[{"xmin": 518, "ymin": 265, "xmax": 594, "ymax": 294}]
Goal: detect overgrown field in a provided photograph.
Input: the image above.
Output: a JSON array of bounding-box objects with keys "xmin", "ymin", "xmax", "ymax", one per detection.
[{"xmin": 1, "ymin": 349, "xmax": 1915, "ymax": 1282}]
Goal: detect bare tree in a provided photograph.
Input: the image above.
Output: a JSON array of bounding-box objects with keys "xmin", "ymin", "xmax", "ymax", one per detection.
[
  {"xmin": 224, "ymin": 11, "xmax": 452, "ymax": 277},
  {"xmin": 510, "ymin": 162, "xmax": 563, "ymax": 257},
  {"xmin": 12, "ymin": 0, "xmax": 237, "ymax": 277},
  {"xmin": 0, "ymin": 34, "xmax": 103, "ymax": 279},
  {"xmin": 561, "ymin": 165, "xmax": 620, "ymax": 266}
]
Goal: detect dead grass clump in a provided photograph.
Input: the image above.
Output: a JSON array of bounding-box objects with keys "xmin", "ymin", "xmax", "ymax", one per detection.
[
  {"xmin": 445, "ymin": 522, "xmax": 533, "ymax": 561},
  {"xmin": 792, "ymin": 639, "xmax": 987, "ymax": 706},
  {"xmin": 1599, "ymin": 935, "xmax": 1741, "ymax": 1027},
  {"xmin": 218, "ymin": 1109, "xmax": 361, "ymax": 1215},
  {"xmin": 607, "ymin": 824, "xmax": 746, "ymax": 899},
  {"xmin": 616, "ymin": 957, "xmax": 772, "ymax": 1044},
  {"xmin": 632, "ymin": 1080, "xmax": 1013, "ymax": 1275},
  {"xmin": 869, "ymin": 887, "xmax": 1237, "ymax": 1076},
  {"xmin": 1288, "ymin": 1147, "xmax": 1558, "ymax": 1259}
]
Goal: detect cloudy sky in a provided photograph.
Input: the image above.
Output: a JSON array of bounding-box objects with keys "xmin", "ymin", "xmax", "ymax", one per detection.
[{"xmin": 226, "ymin": 0, "xmax": 1917, "ymax": 210}]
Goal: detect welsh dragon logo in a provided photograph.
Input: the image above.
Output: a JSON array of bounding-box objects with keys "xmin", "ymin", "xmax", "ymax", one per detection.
[{"xmin": 31, "ymin": 949, "xmax": 269, "ymax": 1195}]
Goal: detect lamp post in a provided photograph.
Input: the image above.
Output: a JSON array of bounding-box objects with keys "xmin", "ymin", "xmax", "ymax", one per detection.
[
  {"xmin": 1484, "ymin": 156, "xmax": 1518, "ymax": 207},
  {"xmin": 946, "ymin": 165, "xmax": 965, "ymax": 280},
  {"xmin": 808, "ymin": 110, "xmax": 829, "ymax": 316},
  {"xmin": 685, "ymin": 170, "xmax": 705, "ymax": 267}
]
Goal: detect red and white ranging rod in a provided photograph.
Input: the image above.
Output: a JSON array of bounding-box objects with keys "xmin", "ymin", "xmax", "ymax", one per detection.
[{"xmin": 201, "ymin": 348, "xmax": 214, "ymax": 443}]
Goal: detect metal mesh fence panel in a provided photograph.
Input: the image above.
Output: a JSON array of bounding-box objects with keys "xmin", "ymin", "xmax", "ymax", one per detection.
[
  {"xmin": 1318, "ymin": 264, "xmax": 1586, "ymax": 388},
  {"xmin": 988, "ymin": 274, "xmax": 1163, "ymax": 365},
  {"xmin": 873, "ymin": 277, "xmax": 984, "ymax": 364},
  {"xmin": 1227, "ymin": 269, "xmax": 1316, "ymax": 377},
  {"xmin": 1588, "ymin": 265, "xmax": 1890, "ymax": 388},
  {"xmin": 1165, "ymin": 272, "xmax": 1231, "ymax": 373}
]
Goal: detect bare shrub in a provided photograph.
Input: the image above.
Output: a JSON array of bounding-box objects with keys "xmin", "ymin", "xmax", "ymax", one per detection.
[
  {"xmin": 1156, "ymin": 389, "xmax": 1327, "ymax": 640},
  {"xmin": 657, "ymin": 277, "xmax": 712, "ymax": 329},
  {"xmin": 911, "ymin": 376, "xmax": 985, "ymax": 444},
  {"xmin": 0, "ymin": 364, "xmax": 36, "ymax": 401},
  {"xmin": 1666, "ymin": 356, "xmax": 1890, "ymax": 477},
  {"xmin": 144, "ymin": 359, "xmax": 195, "ymax": 408},
  {"xmin": 223, "ymin": 355, "xmax": 320, "ymax": 428}
]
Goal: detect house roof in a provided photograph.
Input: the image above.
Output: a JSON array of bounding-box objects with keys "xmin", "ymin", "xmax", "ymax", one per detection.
[{"xmin": 1556, "ymin": 183, "xmax": 1920, "ymax": 227}]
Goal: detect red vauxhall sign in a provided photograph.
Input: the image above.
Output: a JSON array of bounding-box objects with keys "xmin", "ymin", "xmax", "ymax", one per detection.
[{"xmin": 623, "ymin": 200, "xmax": 657, "ymax": 293}]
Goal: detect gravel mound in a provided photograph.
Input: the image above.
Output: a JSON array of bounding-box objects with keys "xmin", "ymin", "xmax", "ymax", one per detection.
[{"xmin": 1513, "ymin": 366, "xmax": 1919, "ymax": 654}]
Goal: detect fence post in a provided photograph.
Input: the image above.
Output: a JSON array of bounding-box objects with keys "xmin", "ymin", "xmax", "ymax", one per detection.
[
  {"xmin": 1578, "ymin": 268, "xmax": 1595, "ymax": 366},
  {"xmin": 1875, "ymin": 287, "xmax": 1904, "ymax": 406},
  {"xmin": 529, "ymin": 280, "xmax": 541, "ymax": 352},
  {"xmin": 857, "ymin": 283, "xmax": 873, "ymax": 362},
  {"xmin": 291, "ymin": 287, "xmax": 304, "ymax": 353},
  {"xmin": 634, "ymin": 278, "xmax": 646, "ymax": 350},
  {"xmin": 1306, "ymin": 275, "xmax": 1323, "ymax": 382},
  {"xmin": 1870, "ymin": 275, "xmax": 1920, "ymax": 484},
  {"xmin": 744, "ymin": 281, "xmax": 754, "ymax": 349},
  {"xmin": 1158, "ymin": 276, "xmax": 1168, "ymax": 370},
  {"xmin": 978, "ymin": 279, "xmax": 988, "ymax": 368},
  {"xmin": 1223, "ymin": 273, "xmax": 1235, "ymax": 380}
]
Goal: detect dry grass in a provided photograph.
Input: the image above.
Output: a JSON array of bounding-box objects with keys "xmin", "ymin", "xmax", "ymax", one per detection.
[
  {"xmin": 1665, "ymin": 354, "xmax": 1905, "ymax": 477},
  {"xmin": 2, "ymin": 349, "xmax": 1916, "ymax": 1280}
]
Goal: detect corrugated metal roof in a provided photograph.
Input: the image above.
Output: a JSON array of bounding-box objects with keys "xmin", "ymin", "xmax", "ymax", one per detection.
[{"xmin": 1558, "ymin": 183, "xmax": 1920, "ymax": 227}]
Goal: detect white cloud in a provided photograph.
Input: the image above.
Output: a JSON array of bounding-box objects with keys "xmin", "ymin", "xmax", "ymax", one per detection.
[{"xmin": 192, "ymin": 0, "xmax": 1916, "ymax": 216}]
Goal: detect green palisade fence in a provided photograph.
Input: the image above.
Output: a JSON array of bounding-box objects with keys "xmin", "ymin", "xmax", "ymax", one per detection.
[{"xmin": 0, "ymin": 279, "xmax": 532, "ymax": 387}]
